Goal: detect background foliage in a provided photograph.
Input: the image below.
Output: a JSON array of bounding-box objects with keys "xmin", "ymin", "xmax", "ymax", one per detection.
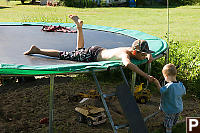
[
  {"xmin": 168, "ymin": 40, "xmax": 200, "ymax": 98},
  {"xmin": 136, "ymin": 0, "xmax": 200, "ymax": 6},
  {"xmin": 151, "ymin": 40, "xmax": 200, "ymax": 97},
  {"xmin": 59, "ymin": 0, "xmax": 97, "ymax": 7},
  {"xmin": 58, "ymin": 0, "xmax": 200, "ymax": 7},
  {"xmin": 168, "ymin": 0, "xmax": 200, "ymax": 6}
]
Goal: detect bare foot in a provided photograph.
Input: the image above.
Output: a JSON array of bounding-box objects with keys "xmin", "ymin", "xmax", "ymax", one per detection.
[
  {"xmin": 69, "ymin": 15, "xmax": 83, "ymax": 28},
  {"xmin": 24, "ymin": 45, "xmax": 40, "ymax": 55}
]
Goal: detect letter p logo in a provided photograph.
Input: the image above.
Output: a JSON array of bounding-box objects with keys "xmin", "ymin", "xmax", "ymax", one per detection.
[
  {"xmin": 187, "ymin": 117, "xmax": 200, "ymax": 133},
  {"xmin": 189, "ymin": 119, "xmax": 198, "ymax": 131}
]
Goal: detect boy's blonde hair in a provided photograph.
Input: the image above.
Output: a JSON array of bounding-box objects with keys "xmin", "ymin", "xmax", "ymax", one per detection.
[{"xmin": 162, "ymin": 63, "xmax": 177, "ymax": 76}]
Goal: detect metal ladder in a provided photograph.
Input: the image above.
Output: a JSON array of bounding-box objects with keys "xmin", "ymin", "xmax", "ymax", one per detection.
[{"xmin": 91, "ymin": 66, "xmax": 130, "ymax": 133}]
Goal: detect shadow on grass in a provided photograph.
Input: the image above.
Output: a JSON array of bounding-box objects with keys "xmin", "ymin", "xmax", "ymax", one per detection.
[
  {"xmin": 16, "ymin": 3, "xmax": 40, "ymax": 6},
  {"xmin": 16, "ymin": 1, "xmax": 40, "ymax": 6},
  {"xmin": 0, "ymin": 6, "xmax": 11, "ymax": 9},
  {"xmin": 152, "ymin": 122, "xmax": 186, "ymax": 133},
  {"xmin": 173, "ymin": 122, "xmax": 186, "ymax": 133},
  {"xmin": 135, "ymin": 5, "xmax": 179, "ymax": 9}
]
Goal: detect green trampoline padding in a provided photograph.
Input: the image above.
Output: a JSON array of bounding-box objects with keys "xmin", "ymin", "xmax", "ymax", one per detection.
[
  {"xmin": 0, "ymin": 22, "xmax": 168, "ymax": 75},
  {"xmin": 0, "ymin": 61, "xmax": 122, "ymax": 75}
]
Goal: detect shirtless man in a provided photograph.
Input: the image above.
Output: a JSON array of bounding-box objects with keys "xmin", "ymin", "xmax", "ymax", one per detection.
[{"xmin": 24, "ymin": 15, "xmax": 154, "ymax": 82}]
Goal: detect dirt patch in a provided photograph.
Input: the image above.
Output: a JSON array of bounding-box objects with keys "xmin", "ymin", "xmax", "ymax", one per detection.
[{"xmin": 0, "ymin": 75, "xmax": 199, "ymax": 133}]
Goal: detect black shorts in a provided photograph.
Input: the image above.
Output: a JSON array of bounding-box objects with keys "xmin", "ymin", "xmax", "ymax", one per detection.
[{"xmin": 59, "ymin": 46, "xmax": 104, "ymax": 62}]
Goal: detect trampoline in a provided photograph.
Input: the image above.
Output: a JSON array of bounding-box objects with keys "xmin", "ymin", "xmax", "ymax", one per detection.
[
  {"xmin": 0, "ymin": 22, "xmax": 167, "ymax": 75},
  {"xmin": 0, "ymin": 22, "xmax": 168, "ymax": 133}
]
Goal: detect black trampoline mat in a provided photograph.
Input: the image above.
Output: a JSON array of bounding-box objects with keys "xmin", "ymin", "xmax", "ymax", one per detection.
[{"xmin": 0, "ymin": 26, "xmax": 136, "ymax": 66}]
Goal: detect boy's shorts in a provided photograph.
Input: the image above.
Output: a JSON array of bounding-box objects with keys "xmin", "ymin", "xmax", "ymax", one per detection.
[
  {"xmin": 163, "ymin": 112, "xmax": 180, "ymax": 128},
  {"xmin": 58, "ymin": 46, "xmax": 104, "ymax": 62}
]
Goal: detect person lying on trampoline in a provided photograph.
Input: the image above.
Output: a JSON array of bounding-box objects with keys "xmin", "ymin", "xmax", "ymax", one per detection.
[{"xmin": 24, "ymin": 15, "xmax": 155, "ymax": 82}]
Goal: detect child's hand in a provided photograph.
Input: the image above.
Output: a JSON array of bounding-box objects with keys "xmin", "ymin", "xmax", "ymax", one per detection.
[
  {"xmin": 154, "ymin": 78, "xmax": 159, "ymax": 85},
  {"xmin": 153, "ymin": 78, "xmax": 161, "ymax": 89},
  {"xmin": 147, "ymin": 75, "xmax": 155, "ymax": 82}
]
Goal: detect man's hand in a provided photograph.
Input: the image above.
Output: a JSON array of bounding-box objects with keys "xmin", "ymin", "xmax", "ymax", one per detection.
[{"xmin": 146, "ymin": 54, "xmax": 153, "ymax": 63}]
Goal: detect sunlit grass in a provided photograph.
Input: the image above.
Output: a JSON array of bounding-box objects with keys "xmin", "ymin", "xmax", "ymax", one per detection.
[
  {"xmin": 0, "ymin": 1, "xmax": 199, "ymax": 133},
  {"xmin": 1, "ymin": 1, "xmax": 200, "ymax": 43}
]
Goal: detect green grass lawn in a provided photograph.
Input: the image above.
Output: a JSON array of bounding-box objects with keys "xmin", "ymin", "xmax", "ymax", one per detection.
[
  {"xmin": 0, "ymin": 1, "xmax": 200, "ymax": 44},
  {"xmin": 0, "ymin": 1, "xmax": 199, "ymax": 133}
]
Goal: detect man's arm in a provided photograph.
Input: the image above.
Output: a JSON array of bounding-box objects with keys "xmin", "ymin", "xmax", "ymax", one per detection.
[{"xmin": 121, "ymin": 54, "xmax": 154, "ymax": 82}]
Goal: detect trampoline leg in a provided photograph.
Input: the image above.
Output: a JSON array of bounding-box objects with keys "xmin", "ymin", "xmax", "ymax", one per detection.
[
  {"xmin": 49, "ymin": 75, "xmax": 54, "ymax": 133},
  {"xmin": 144, "ymin": 111, "xmax": 160, "ymax": 122},
  {"xmin": 131, "ymin": 72, "xmax": 136, "ymax": 93},
  {"xmin": 146, "ymin": 63, "xmax": 151, "ymax": 88},
  {"xmin": 91, "ymin": 70, "xmax": 117, "ymax": 133},
  {"xmin": 119, "ymin": 66, "xmax": 129, "ymax": 87},
  {"xmin": 166, "ymin": 48, "xmax": 169, "ymax": 64},
  {"xmin": 164, "ymin": 49, "xmax": 169, "ymax": 85}
]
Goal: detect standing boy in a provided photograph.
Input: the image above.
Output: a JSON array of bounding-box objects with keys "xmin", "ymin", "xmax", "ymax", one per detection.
[{"xmin": 154, "ymin": 64, "xmax": 186, "ymax": 133}]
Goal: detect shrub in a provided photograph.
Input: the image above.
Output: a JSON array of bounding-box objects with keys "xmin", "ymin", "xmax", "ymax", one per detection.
[
  {"xmin": 168, "ymin": 0, "xmax": 200, "ymax": 6},
  {"xmin": 59, "ymin": 0, "xmax": 97, "ymax": 7},
  {"xmin": 168, "ymin": 40, "xmax": 200, "ymax": 97},
  {"xmin": 136, "ymin": 0, "xmax": 200, "ymax": 6},
  {"xmin": 151, "ymin": 40, "xmax": 200, "ymax": 98}
]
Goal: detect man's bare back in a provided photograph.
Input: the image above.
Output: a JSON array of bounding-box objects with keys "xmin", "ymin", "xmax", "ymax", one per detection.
[
  {"xmin": 97, "ymin": 47, "xmax": 147, "ymax": 61},
  {"xmin": 97, "ymin": 47, "xmax": 131, "ymax": 61}
]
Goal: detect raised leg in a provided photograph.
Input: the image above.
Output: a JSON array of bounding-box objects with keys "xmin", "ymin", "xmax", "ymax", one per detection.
[
  {"xmin": 24, "ymin": 45, "xmax": 60, "ymax": 57},
  {"xmin": 69, "ymin": 15, "xmax": 84, "ymax": 49},
  {"xmin": 24, "ymin": 15, "xmax": 84, "ymax": 57}
]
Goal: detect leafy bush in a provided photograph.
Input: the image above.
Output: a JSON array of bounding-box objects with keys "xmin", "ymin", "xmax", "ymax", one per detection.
[
  {"xmin": 168, "ymin": 0, "xmax": 200, "ymax": 6},
  {"xmin": 60, "ymin": 0, "xmax": 97, "ymax": 7},
  {"xmin": 136, "ymin": 0, "xmax": 200, "ymax": 6},
  {"xmin": 168, "ymin": 40, "xmax": 200, "ymax": 97},
  {"xmin": 151, "ymin": 40, "xmax": 200, "ymax": 98}
]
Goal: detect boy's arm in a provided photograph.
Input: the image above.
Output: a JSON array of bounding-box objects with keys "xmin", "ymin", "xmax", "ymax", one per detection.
[
  {"xmin": 121, "ymin": 54, "xmax": 154, "ymax": 82},
  {"xmin": 154, "ymin": 78, "xmax": 162, "ymax": 90}
]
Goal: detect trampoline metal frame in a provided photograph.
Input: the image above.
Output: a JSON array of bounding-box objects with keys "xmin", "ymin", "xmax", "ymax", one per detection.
[
  {"xmin": 47, "ymin": 66, "xmax": 129, "ymax": 133},
  {"xmin": 48, "ymin": 53, "xmax": 168, "ymax": 133}
]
